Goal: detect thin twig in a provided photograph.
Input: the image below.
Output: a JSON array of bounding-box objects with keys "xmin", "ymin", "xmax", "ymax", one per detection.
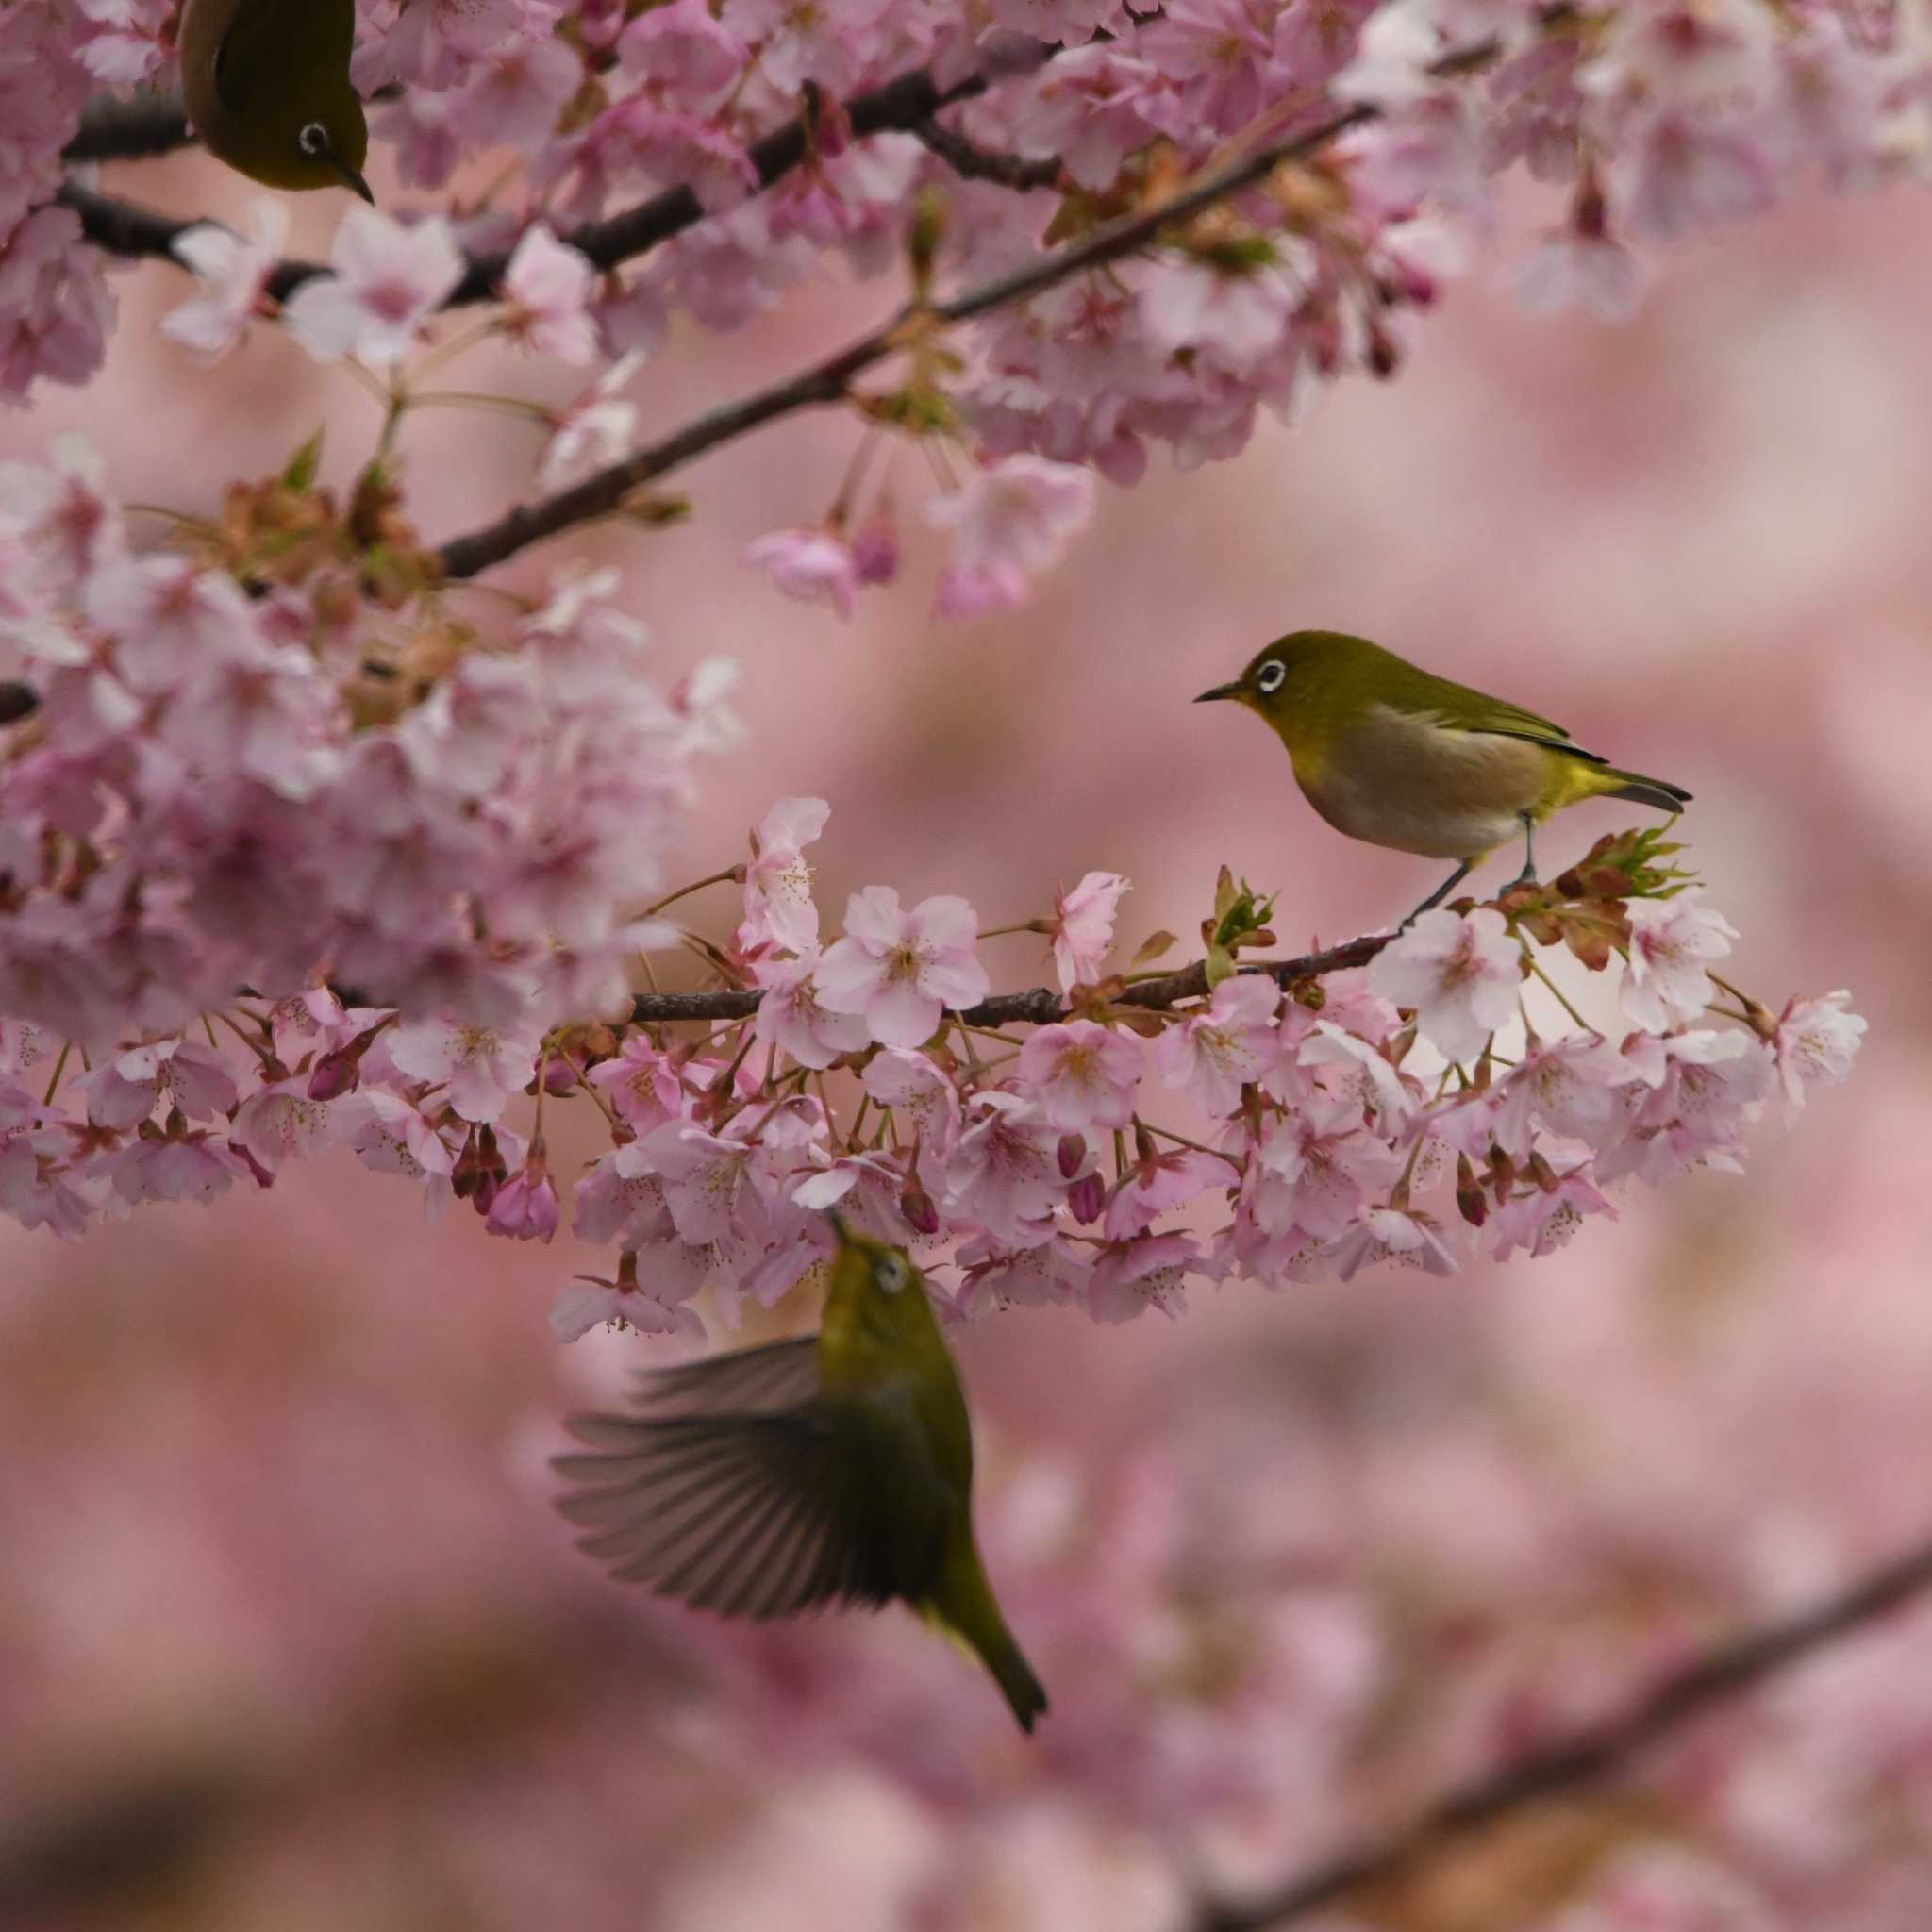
[
  {"xmin": 435, "ymin": 98, "xmax": 1376, "ymax": 578},
  {"xmin": 1196, "ymin": 1531, "xmax": 1932, "ymax": 1931},
  {"xmin": 912, "ymin": 118, "xmax": 1062, "ymax": 191},
  {"xmin": 625, "ymin": 933, "xmax": 1387, "ymax": 1030}
]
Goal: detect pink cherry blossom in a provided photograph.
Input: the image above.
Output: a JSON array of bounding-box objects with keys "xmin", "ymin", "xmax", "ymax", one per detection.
[
  {"xmin": 1769, "ymin": 991, "xmax": 1866, "ymax": 1124},
  {"xmin": 1103, "ymin": 1145, "xmax": 1238, "ymax": 1241},
  {"xmin": 815, "ymin": 888, "xmax": 991, "ymax": 1048},
  {"xmin": 1151, "ymin": 974, "xmax": 1281, "ymax": 1118},
  {"xmin": 1017, "ymin": 1020, "xmax": 1144, "ymax": 1131},
  {"xmin": 1087, "ymin": 1231, "xmax": 1201, "ymax": 1323},
  {"xmin": 538, "ymin": 352, "xmax": 645, "ymax": 493},
  {"xmin": 161, "ymin": 200, "xmax": 291, "ymax": 360},
  {"xmin": 742, "ymin": 526, "xmax": 861, "ymax": 618},
  {"xmin": 740, "ymin": 795, "xmax": 829, "ymax": 953},
  {"xmin": 1370, "ymin": 907, "xmax": 1523, "ymax": 1064},
  {"xmin": 1328, "ymin": 1206, "xmax": 1460, "ymax": 1280},
  {"xmin": 753, "ymin": 949, "xmax": 870, "ymax": 1070},
  {"xmin": 283, "ymin": 208, "xmax": 466, "ymax": 369},
  {"xmin": 928, "ymin": 456, "xmax": 1096, "ymax": 618},
  {"xmin": 500, "ymin": 225, "xmax": 600, "ymax": 365},
  {"xmin": 1491, "ymin": 1166, "xmax": 1618, "ymax": 1258},
  {"xmin": 1049, "ymin": 871, "xmax": 1130, "ymax": 991},
  {"xmin": 487, "ymin": 1141, "xmax": 561, "ymax": 1241},
  {"xmin": 1622, "ymin": 891, "xmax": 1738, "ymax": 1032},
  {"xmin": 388, "ymin": 1016, "xmax": 544, "ymax": 1124}
]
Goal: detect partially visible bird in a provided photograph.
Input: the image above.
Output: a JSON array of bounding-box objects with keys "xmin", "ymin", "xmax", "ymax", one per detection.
[
  {"xmin": 1195, "ymin": 629, "xmax": 1690, "ymax": 920},
  {"xmin": 178, "ymin": 0, "xmax": 373, "ymax": 199},
  {"xmin": 553, "ymin": 1221, "xmax": 1049, "ymax": 1734}
]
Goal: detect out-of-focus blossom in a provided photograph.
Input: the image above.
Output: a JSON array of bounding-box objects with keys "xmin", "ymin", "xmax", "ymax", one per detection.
[
  {"xmin": 161, "ymin": 200, "xmax": 291, "ymax": 360},
  {"xmin": 284, "ymin": 207, "xmax": 466, "ymax": 368},
  {"xmin": 500, "ymin": 225, "xmax": 600, "ymax": 364},
  {"xmin": 929, "ymin": 457, "xmax": 1096, "ymax": 618},
  {"xmin": 743, "ymin": 525, "xmax": 862, "ymax": 617}
]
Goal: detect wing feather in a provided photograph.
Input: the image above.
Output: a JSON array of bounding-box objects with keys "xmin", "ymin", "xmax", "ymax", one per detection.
[{"xmin": 553, "ymin": 1354, "xmax": 904, "ymax": 1622}]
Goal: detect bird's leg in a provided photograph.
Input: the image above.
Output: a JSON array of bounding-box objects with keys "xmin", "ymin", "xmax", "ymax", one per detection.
[
  {"xmin": 1401, "ymin": 858, "xmax": 1474, "ymax": 928},
  {"xmin": 1507, "ymin": 812, "xmax": 1538, "ymax": 889}
]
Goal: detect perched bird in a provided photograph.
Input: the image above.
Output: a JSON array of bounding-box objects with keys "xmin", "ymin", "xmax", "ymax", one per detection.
[
  {"xmin": 178, "ymin": 0, "xmax": 373, "ymax": 199},
  {"xmin": 1195, "ymin": 630, "xmax": 1690, "ymax": 919},
  {"xmin": 553, "ymin": 1221, "xmax": 1048, "ymax": 1733}
]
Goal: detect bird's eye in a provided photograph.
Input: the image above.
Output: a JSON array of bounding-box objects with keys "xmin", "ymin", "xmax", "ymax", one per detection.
[
  {"xmin": 1255, "ymin": 658, "xmax": 1287, "ymax": 694},
  {"xmin": 299, "ymin": 121, "xmax": 329, "ymax": 158},
  {"xmin": 874, "ymin": 1253, "xmax": 909, "ymax": 1295}
]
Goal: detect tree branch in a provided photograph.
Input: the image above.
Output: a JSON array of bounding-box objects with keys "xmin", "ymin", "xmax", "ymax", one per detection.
[
  {"xmin": 56, "ymin": 37, "xmax": 1067, "ymax": 307},
  {"xmin": 62, "ymin": 89, "xmax": 192, "ymax": 164},
  {"xmin": 912, "ymin": 119, "xmax": 1062, "ymax": 192},
  {"xmin": 627, "ymin": 934, "xmax": 1390, "ymax": 1030},
  {"xmin": 1197, "ymin": 1531, "xmax": 1932, "ymax": 1931},
  {"xmin": 435, "ymin": 100, "xmax": 1376, "ymax": 578}
]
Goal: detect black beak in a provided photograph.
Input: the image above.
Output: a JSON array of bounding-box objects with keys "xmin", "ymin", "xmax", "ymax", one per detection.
[
  {"xmin": 1193, "ymin": 681, "xmax": 1242, "ymax": 704},
  {"xmin": 337, "ymin": 162, "xmax": 375, "ymax": 204}
]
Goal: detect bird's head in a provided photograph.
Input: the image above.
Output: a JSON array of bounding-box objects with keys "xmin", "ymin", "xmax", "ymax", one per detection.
[
  {"xmin": 242, "ymin": 78, "xmax": 372, "ymax": 198},
  {"xmin": 1192, "ymin": 630, "xmax": 1338, "ymax": 724},
  {"xmin": 825, "ymin": 1213, "xmax": 918, "ymax": 1298}
]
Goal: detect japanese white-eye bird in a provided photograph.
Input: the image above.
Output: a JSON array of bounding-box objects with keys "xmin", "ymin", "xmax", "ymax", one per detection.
[
  {"xmin": 179, "ymin": 0, "xmax": 374, "ymax": 199},
  {"xmin": 1195, "ymin": 630, "xmax": 1690, "ymax": 919},
  {"xmin": 553, "ymin": 1221, "xmax": 1049, "ymax": 1734}
]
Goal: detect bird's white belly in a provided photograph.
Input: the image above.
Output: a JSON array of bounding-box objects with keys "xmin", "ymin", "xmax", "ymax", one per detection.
[{"xmin": 1298, "ymin": 706, "xmax": 1547, "ymax": 860}]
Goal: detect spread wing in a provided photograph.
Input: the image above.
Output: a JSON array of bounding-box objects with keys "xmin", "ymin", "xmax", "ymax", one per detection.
[{"xmin": 554, "ymin": 1340, "xmax": 908, "ymax": 1620}]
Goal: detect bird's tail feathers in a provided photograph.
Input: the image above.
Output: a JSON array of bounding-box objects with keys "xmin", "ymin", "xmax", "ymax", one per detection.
[{"xmin": 924, "ymin": 1540, "xmax": 1049, "ymax": 1734}]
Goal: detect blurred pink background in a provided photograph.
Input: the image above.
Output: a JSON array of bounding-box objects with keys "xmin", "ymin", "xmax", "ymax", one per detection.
[{"xmin": 3, "ymin": 147, "xmax": 1930, "ymax": 1927}]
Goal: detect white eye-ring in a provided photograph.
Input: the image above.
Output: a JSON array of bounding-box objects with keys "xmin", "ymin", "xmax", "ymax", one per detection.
[
  {"xmin": 299, "ymin": 121, "xmax": 328, "ymax": 157},
  {"xmin": 875, "ymin": 1253, "xmax": 909, "ymax": 1294},
  {"xmin": 1255, "ymin": 658, "xmax": 1287, "ymax": 694}
]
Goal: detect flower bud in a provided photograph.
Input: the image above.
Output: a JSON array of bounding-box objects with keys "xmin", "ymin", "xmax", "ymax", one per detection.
[
  {"xmin": 1057, "ymin": 1132, "xmax": 1087, "ymax": 1180},
  {"xmin": 1067, "ymin": 1170, "xmax": 1105, "ymax": 1224}
]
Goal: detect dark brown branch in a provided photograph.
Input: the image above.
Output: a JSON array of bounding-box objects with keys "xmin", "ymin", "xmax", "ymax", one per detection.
[
  {"xmin": 436, "ymin": 100, "xmax": 1376, "ymax": 578},
  {"xmin": 57, "ymin": 39, "xmax": 1067, "ymax": 308},
  {"xmin": 627, "ymin": 934, "xmax": 1389, "ymax": 1030},
  {"xmin": 62, "ymin": 90, "xmax": 192, "ymax": 164},
  {"xmin": 912, "ymin": 119, "xmax": 1062, "ymax": 192},
  {"xmin": 1198, "ymin": 1530, "xmax": 1932, "ymax": 1932}
]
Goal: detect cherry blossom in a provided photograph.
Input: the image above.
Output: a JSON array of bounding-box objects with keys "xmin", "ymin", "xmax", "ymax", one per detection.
[
  {"xmin": 816, "ymin": 888, "xmax": 991, "ymax": 1048},
  {"xmin": 740, "ymin": 795, "xmax": 830, "ymax": 953},
  {"xmin": 1151, "ymin": 974, "xmax": 1281, "ymax": 1118},
  {"xmin": 1048, "ymin": 871, "xmax": 1130, "ymax": 991},
  {"xmin": 1622, "ymin": 891, "xmax": 1740, "ymax": 1032},
  {"xmin": 928, "ymin": 457, "xmax": 1096, "ymax": 618},
  {"xmin": 742, "ymin": 526, "xmax": 863, "ymax": 618},
  {"xmin": 1370, "ymin": 907, "xmax": 1524, "ymax": 1063},
  {"xmin": 500, "ymin": 225, "xmax": 600, "ymax": 365},
  {"xmin": 283, "ymin": 207, "xmax": 466, "ymax": 369},
  {"xmin": 161, "ymin": 200, "xmax": 291, "ymax": 361},
  {"xmin": 1017, "ymin": 1020, "xmax": 1144, "ymax": 1131}
]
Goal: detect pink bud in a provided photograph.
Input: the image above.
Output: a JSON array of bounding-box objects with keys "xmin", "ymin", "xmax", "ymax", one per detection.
[
  {"xmin": 543, "ymin": 1057, "xmax": 576, "ymax": 1096},
  {"xmin": 307, "ymin": 1047, "xmax": 360, "ymax": 1101},
  {"xmin": 1057, "ymin": 1133, "xmax": 1086, "ymax": 1180},
  {"xmin": 1067, "ymin": 1171, "xmax": 1105, "ymax": 1224},
  {"xmin": 487, "ymin": 1140, "xmax": 559, "ymax": 1242},
  {"xmin": 900, "ymin": 1178, "xmax": 941, "ymax": 1237}
]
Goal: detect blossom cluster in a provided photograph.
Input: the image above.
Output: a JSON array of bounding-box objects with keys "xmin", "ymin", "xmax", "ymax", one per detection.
[
  {"xmin": 8, "ymin": 0, "xmax": 1931, "ymax": 606},
  {"xmin": 0, "ymin": 436, "xmax": 734, "ymax": 1227},
  {"xmin": 0, "ymin": 437, "xmax": 1858, "ymax": 1336}
]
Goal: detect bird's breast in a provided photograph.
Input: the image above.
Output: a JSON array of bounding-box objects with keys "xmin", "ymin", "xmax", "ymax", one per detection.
[{"xmin": 1293, "ymin": 705, "xmax": 1554, "ymax": 859}]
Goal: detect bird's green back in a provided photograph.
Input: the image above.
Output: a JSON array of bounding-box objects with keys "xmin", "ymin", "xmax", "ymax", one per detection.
[{"xmin": 1257, "ymin": 631, "xmax": 1576, "ymax": 744}]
